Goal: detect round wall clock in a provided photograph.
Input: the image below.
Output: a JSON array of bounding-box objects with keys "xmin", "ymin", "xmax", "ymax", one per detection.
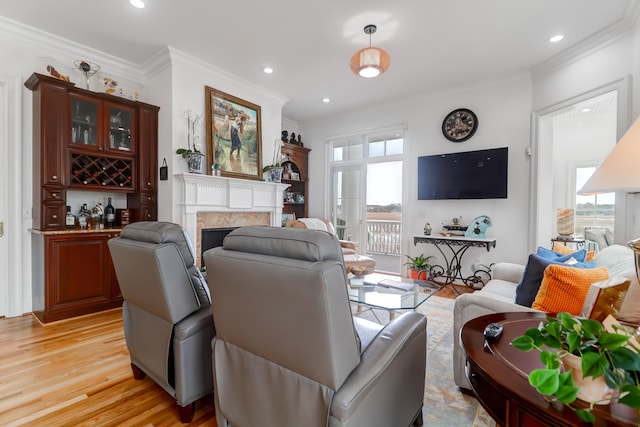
[{"xmin": 442, "ymin": 108, "xmax": 478, "ymax": 142}]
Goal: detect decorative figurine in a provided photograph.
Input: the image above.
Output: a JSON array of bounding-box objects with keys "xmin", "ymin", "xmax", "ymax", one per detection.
[
  {"xmin": 424, "ymin": 222, "xmax": 432, "ymax": 235},
  {"xmin": 465, "ymin": 215, "xmax": 492, "ymax": 239},
  {"xmin": 290, "ymin": 132, "xmax": 297, "ymax": 144},
  {"xmin": 281, "ymin": 130, "xmax": 289, "ymax": 143},
  {"xmin": 297, "ymin": 134, "xmax": 303, "ymax": 146},
  {"xmin": 74, "ymin": 60, "xmax": 101, "ymax": 90}
]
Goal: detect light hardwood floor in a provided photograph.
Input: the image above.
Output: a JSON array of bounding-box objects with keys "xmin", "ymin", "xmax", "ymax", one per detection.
[
  {"xmin": 0, "ymin": 309, "xmax": 216, "ymax": 426},
  {"xmin": 0, "ymin": 285, "xmax": 469, "ymax": 426}
]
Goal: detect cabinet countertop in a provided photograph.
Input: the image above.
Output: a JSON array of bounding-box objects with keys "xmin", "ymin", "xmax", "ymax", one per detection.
[{"xmin": 30, "ymin": 228, "xmax": 123, "ymax": 235}]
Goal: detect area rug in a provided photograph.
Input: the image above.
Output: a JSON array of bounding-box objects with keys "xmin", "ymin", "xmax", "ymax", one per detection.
[{"xmin": 353, "ymin": 296, "xmax": 496, "ymax": 427}]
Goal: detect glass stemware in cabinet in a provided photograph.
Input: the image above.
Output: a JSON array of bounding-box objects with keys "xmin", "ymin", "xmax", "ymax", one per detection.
[
  {"xmin": 70, "ymin": 98, "xmax": 97, "ymax": 146},
  {"xmin": 109, "ymin": 108, "xmax": 132, "ymax": 151}
]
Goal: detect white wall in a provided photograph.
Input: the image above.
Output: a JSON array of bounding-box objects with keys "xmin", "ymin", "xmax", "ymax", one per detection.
[
  {"xmin": 532, "ymin": 29, "xmax": 640, "ymax": 245},
  {"xmin": 166, "ymin": 49, "xmax": 288, "ymax": 223},
  {"xmin": 3, "ymin": 14, "xmax": 640, "ymax": 314},
  {"xmin": 300, "ymin": 75, "xmax": 533, "ymax": 271},
  {"xmin": 552, "ymin": 113, "xmax": 617, "ymax": 218},
  {"xmin": 0, "ymin": 18, "xmax": 287, "ymax": 316},
  {"xmin": 0, "ymin": 17, "xmax": 148, "ymax": 315},
  {"xmin": 532, "ymin": 35, "xmax": 634, "ymax": 115}
]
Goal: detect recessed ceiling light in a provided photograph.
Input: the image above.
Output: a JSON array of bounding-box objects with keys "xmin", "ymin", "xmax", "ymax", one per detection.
[
  {"xmin": 581, "ymin": 108, "xmax": 592, "ymax": 113},
  {"xmin": 549, "ymin": 34, "xmax": 565, "ymax": 43},
  {"xmin": 322, "ymin": 98, "xmax": 330, "ymax": 103},
  {"xmin": 129, "ymin": 0, "xmax": 145, "ymax": 8},
  {"xmin": 262, "ymin": 67, "xmax": 273, "ymax": 74}
]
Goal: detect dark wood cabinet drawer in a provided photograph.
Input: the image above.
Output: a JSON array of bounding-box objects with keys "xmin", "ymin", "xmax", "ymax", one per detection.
[
  {"xmin": 42, "ymin": 203, "xmax": 65, "ymax": 229},
  {"xmin": 42, "ymin": 187, "xmax": 65, "ymax": 202}
]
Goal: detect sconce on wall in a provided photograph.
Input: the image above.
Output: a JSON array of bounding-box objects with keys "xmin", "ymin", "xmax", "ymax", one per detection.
[
  {"xmin": 159, "ymin": 158, "xmax": 168, "ymax": 181},
  {"xmin": 350, "ymin": 25, "xmax": 390, "ymax": 78}
]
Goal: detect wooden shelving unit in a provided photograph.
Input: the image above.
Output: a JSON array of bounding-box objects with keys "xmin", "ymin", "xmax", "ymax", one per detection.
[
  {"xmin": 281, "ymin": 142, "xmax": 310, "ymax": 219},
  {"xmin": 26, "ymin": 72, "xmax": 160, "ymax": 322}
]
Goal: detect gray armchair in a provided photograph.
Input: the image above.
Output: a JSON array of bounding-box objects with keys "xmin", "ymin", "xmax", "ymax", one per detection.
[
  {"xmin": 203, "ymin": 226, "xmax": 427, "ymax": 427},
  {"xmin": 108, "ymin": 221, "xmax": 215, "ymax": 423}
]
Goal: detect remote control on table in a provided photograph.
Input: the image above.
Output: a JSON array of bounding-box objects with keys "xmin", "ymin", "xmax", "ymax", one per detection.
[{"xmin": 483, "ymin": 323, "xmax": 503, "ymax": 342}]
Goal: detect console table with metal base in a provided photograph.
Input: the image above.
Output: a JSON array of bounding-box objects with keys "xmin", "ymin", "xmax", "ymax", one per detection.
[{"xmin": 413, "ymin": 235, "xmax": 496, "ymax": 292}]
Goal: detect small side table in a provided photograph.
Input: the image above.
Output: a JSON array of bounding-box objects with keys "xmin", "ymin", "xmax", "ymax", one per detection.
[
  {"xmin": 461, "ymin": 312, "xmax": 638, "ymax": 426},
  {"xmin": 550, "ymin": 237, "xmax": 586, "ymax": 249},
  {"xmin": 413, "ymin": 234, "xmax": 496, "ymax": 292}
]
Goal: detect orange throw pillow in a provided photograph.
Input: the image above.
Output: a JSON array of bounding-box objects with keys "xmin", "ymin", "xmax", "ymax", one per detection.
[
  {"xmin": 532, "ymin": 265, "xmax": 609, "ymax": 315},
  {"xmin": 552, "ymin": 242, "xmax": 596, "ymax": 261},
  {"xmin": 552, "ymin": 242, "xmax": 574, "ymax": 255}
]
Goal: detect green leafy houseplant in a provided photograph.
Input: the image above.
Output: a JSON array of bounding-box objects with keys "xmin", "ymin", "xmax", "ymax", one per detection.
[
  {"xmin": 404, "ymin": 254, "xmax": 433, "ymax": 280},
  {"xmin": 511, "ymin": 312, "xmax": 640, "ymax": 423}
]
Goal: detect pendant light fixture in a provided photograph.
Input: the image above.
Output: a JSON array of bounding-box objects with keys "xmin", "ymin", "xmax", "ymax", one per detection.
[{"xmin": 350, "ymin": 24, "xmax": 390, "ymax": 78}]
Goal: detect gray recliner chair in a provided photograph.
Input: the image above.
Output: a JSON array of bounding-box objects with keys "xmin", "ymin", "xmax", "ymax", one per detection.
[
  {"xmin": 108, "ymin": 221, "xmax": 215, "ymax": 423},
  {"xmin": 203, "ymin": 226, "xmax": 427, "ymax": 427}
]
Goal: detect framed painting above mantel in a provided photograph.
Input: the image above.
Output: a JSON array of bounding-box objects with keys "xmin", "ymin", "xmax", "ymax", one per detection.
[{"xmin": 205, "ymin": 86, "xmax": 262, "ymax": 180}]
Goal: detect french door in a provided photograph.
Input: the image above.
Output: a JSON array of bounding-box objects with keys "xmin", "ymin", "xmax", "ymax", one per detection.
[{"xmin": 330, "ymin": 165, "xmax": 366, "ymax": 250}]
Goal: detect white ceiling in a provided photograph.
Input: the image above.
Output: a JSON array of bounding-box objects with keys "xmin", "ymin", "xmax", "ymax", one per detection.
[{"xmin": 0, "ymin": 0, "xmax": 635, "ymax": 122}]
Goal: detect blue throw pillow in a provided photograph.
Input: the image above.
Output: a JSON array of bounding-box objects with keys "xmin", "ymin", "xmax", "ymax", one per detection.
[
  {"xmin": 515, "ymin": 253, "xmax": 596, "ymax": 307},
  {"xmin": 536, "ymin": 246, "xmax": 587, "ymax": 263}
]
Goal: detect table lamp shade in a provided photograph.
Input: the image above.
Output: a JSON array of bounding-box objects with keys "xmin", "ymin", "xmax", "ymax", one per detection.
[{"xmin": 578, "ymin": 116, "xmax": 640, "ymax": 194}]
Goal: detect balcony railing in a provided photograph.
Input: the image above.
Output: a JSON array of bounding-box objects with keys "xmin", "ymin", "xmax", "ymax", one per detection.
[{"xmin": 367, "ymin": 220, "xmax": 401, "ymax": 255}]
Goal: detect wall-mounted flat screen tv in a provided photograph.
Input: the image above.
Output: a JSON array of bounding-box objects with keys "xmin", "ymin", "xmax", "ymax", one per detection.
[{"xmin": 418, "ymin": 147, "xmax": 508, "ymax": 200}]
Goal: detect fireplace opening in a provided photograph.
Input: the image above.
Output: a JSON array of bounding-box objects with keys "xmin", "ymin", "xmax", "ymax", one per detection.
[{"xmin": 200, "ymin": 227, "xmax": 239, "ymax": 267}]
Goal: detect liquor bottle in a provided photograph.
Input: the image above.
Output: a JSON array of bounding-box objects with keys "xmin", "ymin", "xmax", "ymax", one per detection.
[
  {"xmin": 65, "ymin": 205, "xmax": 77, "ymax": 229},
  {"xmin": 105, "ymin": 197, "xmax": 116, "ymax": 228},
  {"xmin": 78, "ymin": 204, "xmax": 89, "ymax": 229}
]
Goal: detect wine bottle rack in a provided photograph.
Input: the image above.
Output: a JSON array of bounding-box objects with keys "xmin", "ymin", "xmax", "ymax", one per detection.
[{"xmin": 70, "ymin": 153, "xmax": 134, "ymax": 190}]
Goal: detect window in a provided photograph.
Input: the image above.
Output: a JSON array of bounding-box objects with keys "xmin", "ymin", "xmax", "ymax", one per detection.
[
  {"xmin": 574, "ymin": 166, "xmax": 615, "ymax": 238},
  {"xmin": 332, "ymin": 136, "xmax": 364, "ymax": 161}
]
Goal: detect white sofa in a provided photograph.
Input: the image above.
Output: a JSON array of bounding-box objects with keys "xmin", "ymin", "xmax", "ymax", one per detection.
[{"xmin": 452, "ymin": 244, "xmax": 640, "ymax": 390}]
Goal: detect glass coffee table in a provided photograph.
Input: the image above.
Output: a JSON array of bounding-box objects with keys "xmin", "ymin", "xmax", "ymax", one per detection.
[{"xmin": 348, "ymin": 273, "xmax": 437, "ymax": 323}]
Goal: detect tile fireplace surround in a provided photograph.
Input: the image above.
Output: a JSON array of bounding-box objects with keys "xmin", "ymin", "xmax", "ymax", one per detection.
[{"xmin": 176, "ymin": 173, "xmax": 290, "ymax": 264}]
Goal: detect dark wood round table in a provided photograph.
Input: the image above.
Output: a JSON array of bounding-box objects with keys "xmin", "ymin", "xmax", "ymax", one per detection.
[{"xmin": 461, "ymin": 312, "xmax": 638, "ymax": 426}]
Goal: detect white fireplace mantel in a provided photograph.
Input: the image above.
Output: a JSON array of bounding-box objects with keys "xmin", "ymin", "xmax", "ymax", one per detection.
[{"xmin": 176, "ymin": 173, "xmax": 289, "ymax": 241}]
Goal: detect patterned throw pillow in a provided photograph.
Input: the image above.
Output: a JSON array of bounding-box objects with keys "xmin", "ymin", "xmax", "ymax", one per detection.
[
  {"xmin": 533, "ymin": 265, "xmax": 609, "ymax": 315},
  {"xmin": 585, "ymin": 228, "xmax": 609, "ymax": 251}
]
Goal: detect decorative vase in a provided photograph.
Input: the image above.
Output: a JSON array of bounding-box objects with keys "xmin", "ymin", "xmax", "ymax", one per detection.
[
  {"xmin": 187, "ymin": 152, "xmax": 205, "ymax": 174},
  {"xmin": 561, "ymin": 353, "xmax": 613, "ymax": 404},
  {"xmin": 556, "ymin": 208, "xmax": 575, "ymax": 238},
  {"xmin": 269, "ymin": 166, "xmax": 284, "ymax": 183}
]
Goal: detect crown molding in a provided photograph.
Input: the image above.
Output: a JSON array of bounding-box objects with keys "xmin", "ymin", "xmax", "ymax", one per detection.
[
  {"xmin": 0, "ymin": 16, "xmax": 144, "ymax": 83},
  {"xmin": 167, "ymin": 47, "xmax": 288, "ymax": 108},
  {"xmin": 531, "ymin": 1, "xmax": 640, "ymax": 79},
  {"xmin": 140, "ymin": 47, "xmax": 172, "ymax": 79},
  {"xmin": 281, "ymin": 117, "xmax": 299, "ymax": 133}
]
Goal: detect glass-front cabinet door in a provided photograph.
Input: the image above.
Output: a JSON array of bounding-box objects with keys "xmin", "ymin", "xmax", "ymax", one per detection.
[
  {"xmin": 70, "ymin": 95, "xmax": 101, "ymax": 148},
  {"xmin": 106, "ymin": 103, "xmax": 136, "ymax": 154}
]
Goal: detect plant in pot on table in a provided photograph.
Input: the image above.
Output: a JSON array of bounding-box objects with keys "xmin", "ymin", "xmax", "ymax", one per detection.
[
  {"xmin": 404, "ymin": 254, "xmax": 433, "ymax": 281},
  {"xmin": 511, "ymin": 312, "xmax": 640, "ymax": 423}
]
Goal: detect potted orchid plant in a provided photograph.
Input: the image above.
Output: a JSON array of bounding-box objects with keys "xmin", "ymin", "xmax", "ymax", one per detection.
[
  {"xmin": 262, "ymin": 139, "xmax": 285, "ymax": 182},
  {"xmin": 176, "ymin": 109, "xmax": 204, "ymax": 173}
]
